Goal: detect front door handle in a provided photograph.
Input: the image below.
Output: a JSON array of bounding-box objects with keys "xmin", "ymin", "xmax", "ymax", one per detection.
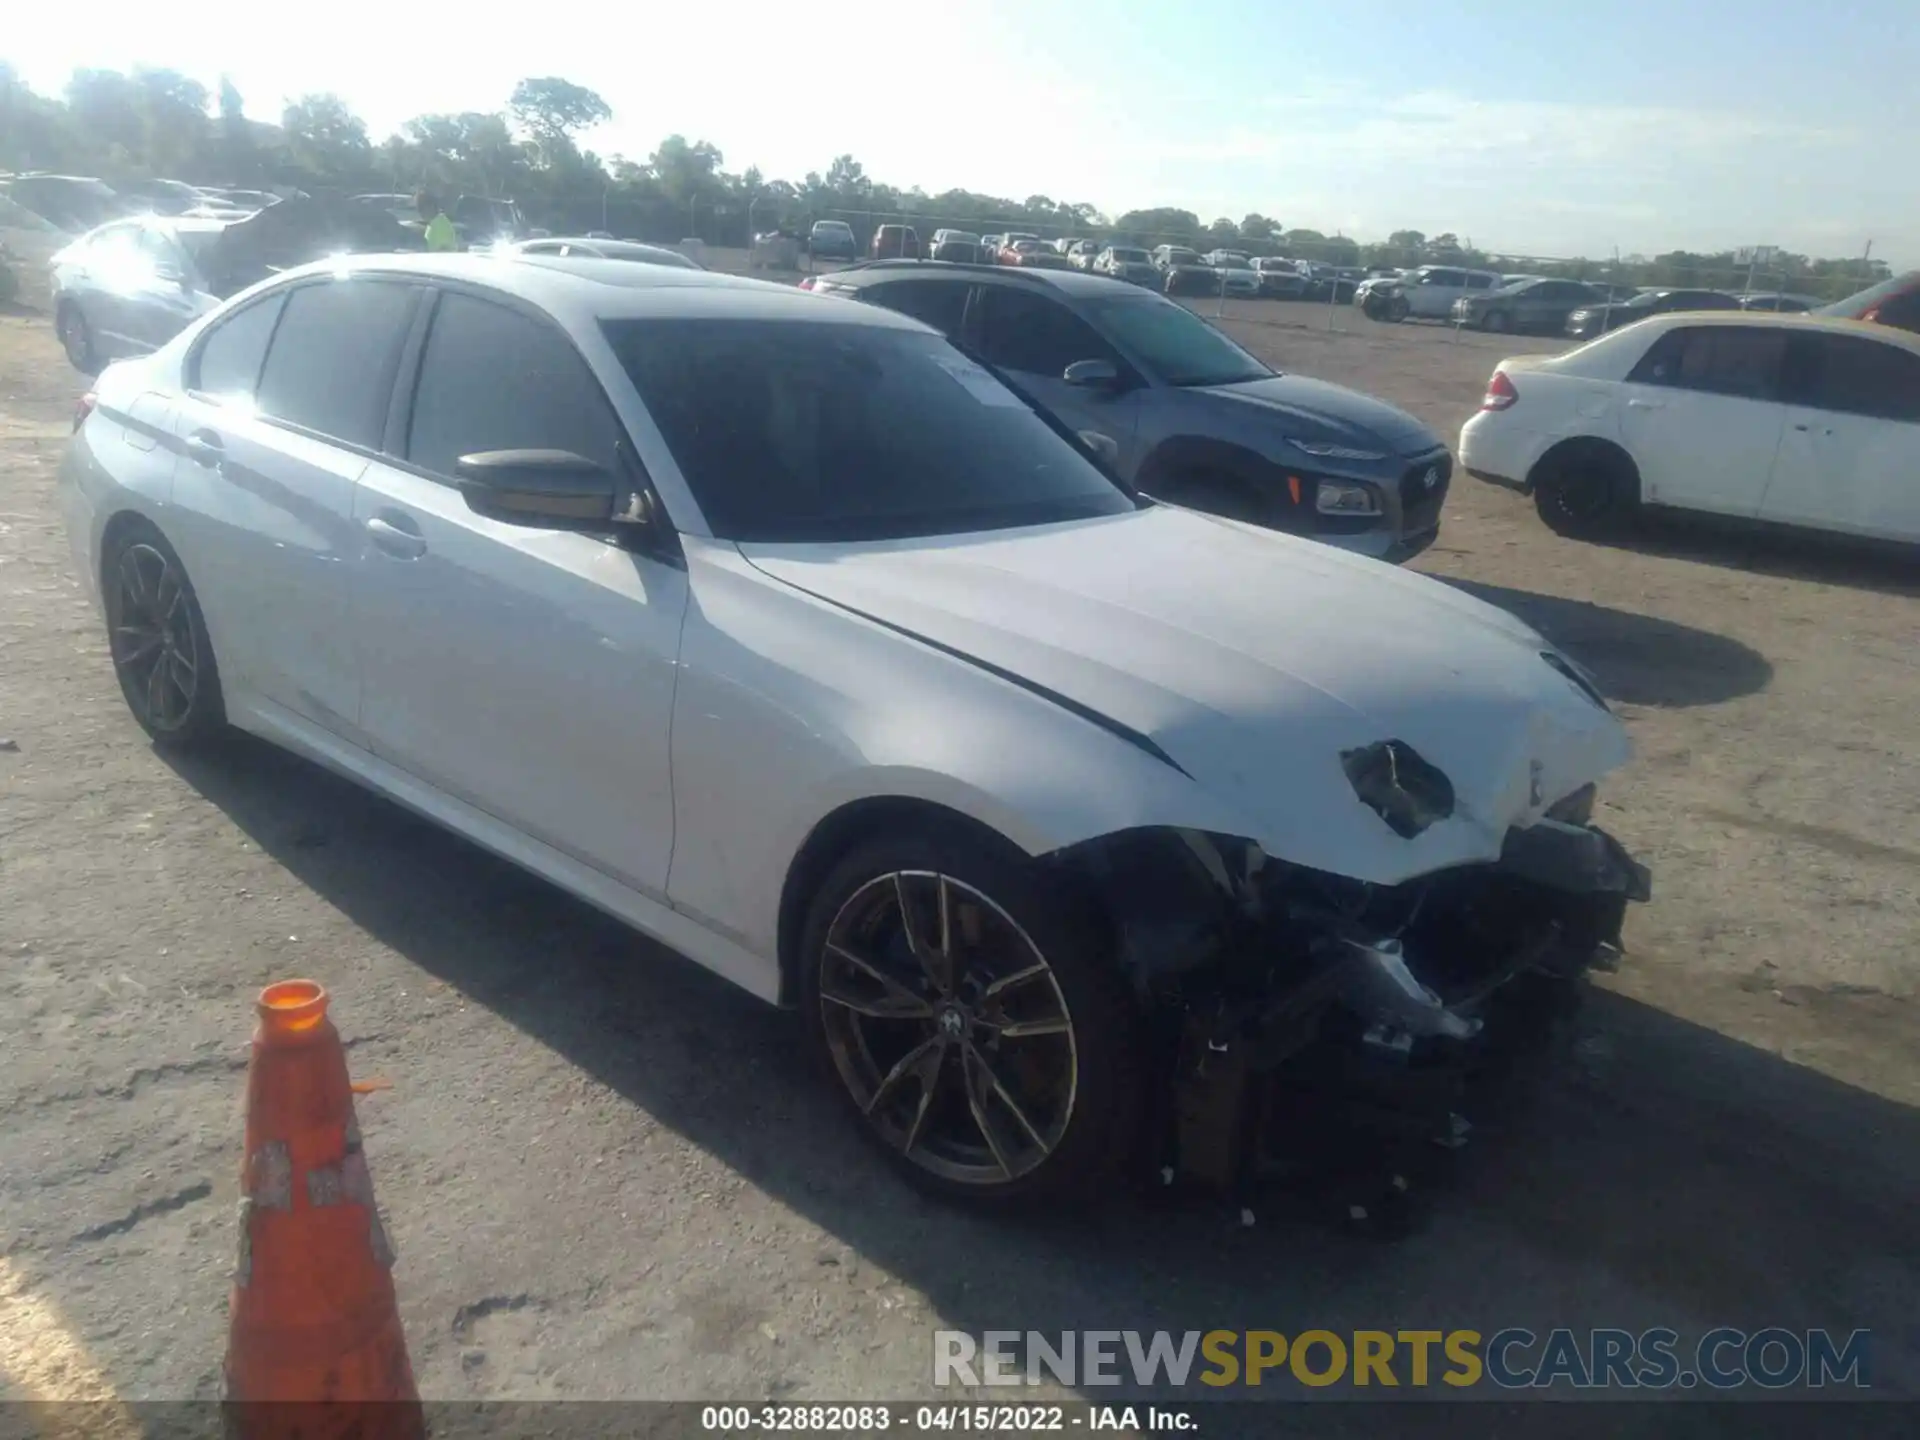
[
  {"xmin": 1792, "ymin": 422, "xmax": 1835, "ymax": 436},
  {"xmin": 184, "ymin": 429, "xmax": 225, "ymax": 468},
  {"xmin": 364, "ymin": 514, "xmax": 427, "ymax": 559},
  {"xmin": 1626, "ymin": 398, "xmax": 1665, "ymax": 410}
]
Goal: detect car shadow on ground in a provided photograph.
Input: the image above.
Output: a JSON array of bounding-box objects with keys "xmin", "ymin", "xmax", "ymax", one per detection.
[
  {"xmin": 1439, "ymin": 579, "xmax": 1774, "ymax": 708},
  {"xmin": 1585, "ymin": 514, "xmax": 1920, "ymax": 600},
  {"xmin": 161, "ymin": 735, "xmax": 1919, "ymax": 1409}
]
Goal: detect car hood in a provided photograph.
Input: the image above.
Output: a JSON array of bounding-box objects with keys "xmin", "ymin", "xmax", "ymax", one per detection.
[
  {"xmin": 740, "ymin": 506, "xmax": 1632, "ymax": 887},
  {"xmin": 1199, "ymin": 375, "xmax": 1438, "ymax": 455}
]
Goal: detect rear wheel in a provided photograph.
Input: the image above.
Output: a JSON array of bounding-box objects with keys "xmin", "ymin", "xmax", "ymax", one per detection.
[
  {"xmin": 800, "ymin": 830, "xmax": 1142, "ymax": 1209},
  {"xmin": 58, "ymin": 303, "xmax": 102, "ymax": 375},
  {"xmin": 1386, "ymin": 296, "xmax": 1410, "ymax": 323},
  {"xmin": 1532, "ymin": 443, "xmax": 1640, "ymax": 539},
  {"xmin": 102, "ymin": 521, "xmax": 227, "ymax": 746},
  {"xmin": 1484, "ymin": 309, "xmax": 1510, "ymax": 333}
]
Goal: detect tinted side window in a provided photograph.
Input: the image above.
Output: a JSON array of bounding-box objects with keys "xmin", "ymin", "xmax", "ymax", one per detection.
[
  {"xmin": 1627, "ymin": 326, "xmax": 1786, "ymax": 400},
  {"xmin": 1788, "ymin": 334, "xmax": 1920, "ymax": 422},
  {"xmin": 256, "ymin": 280, "xmax": 416, "ymax": 448},
  {"xmin": 1464, "ymin": 273, "xmax": 1496, "ymax": 290},
  {"xmin": 191, "ymin": 292, "xmax": 286, "ymax": 403},
  {"xmin": 406, "ymin": 291, "xmax": 625, "ymax": 481},
  {"xmin": 862, "ymin": 280, "xmax": 970, "ymax": 337},
  {"xmin": 975, "ymin": 288, "xmax": 1116, "ymax": 375}
]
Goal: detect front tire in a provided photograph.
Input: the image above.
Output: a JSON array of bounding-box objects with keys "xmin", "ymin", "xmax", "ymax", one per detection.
[
  {"xmin": 800, "ymin": 830, "xmax": 1142, "ymax": 1209},
  {"xmin": 102, "ymin": 521, "xmax": 227, "ymax": 747},
  {"xmin": 1483, "ymin": 309, "xmax": 1510, "ymax": 333}
]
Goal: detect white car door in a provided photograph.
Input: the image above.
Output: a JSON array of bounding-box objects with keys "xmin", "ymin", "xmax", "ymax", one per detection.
[
  {"xmin": 1759, "ymin": 330, "xmax": 1920, "ymax": 541},
  {"xmin": 169, "ymin": 275, "xmax": 421, "ymax": 740},
  {"xmin": 1614, "ymin": 323, "xmax": 1790, "ymax": 517},
  {"xmin": 351, "ymin": 287, "xmax": 686, "ymax": 897},
  {"xmin": 1409, "ymin": 269, "xmax": 1466, "ymax": 318}
]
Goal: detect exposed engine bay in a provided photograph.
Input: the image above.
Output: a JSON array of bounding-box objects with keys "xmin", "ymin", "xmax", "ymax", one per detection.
[{"xmin": 1051, "ymin": 788, "xmax": 1651, "ymax": 1226}]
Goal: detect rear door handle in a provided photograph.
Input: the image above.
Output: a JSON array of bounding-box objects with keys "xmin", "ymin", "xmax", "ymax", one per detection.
[
  {"xmin": 1792, "ymin": 422, "xmax": 1835, "ymax": 436},
  {"xmin": 184, "ymin": 429, "xmax": 225, "ymax": 468},
  {"xmin": 364, "ymin": 513, "xmax": 427, "ymax": 559},
  {"xmin": 1626, "ymin": 398, "xmax": 1664, "ymax": 410}
]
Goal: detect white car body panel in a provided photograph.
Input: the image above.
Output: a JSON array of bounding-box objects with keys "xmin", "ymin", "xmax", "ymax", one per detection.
[
  {"xmin": 63, "ymin": 255, "xmax": 1639, "ymax": 1018},
  {"xmin": 738, "ymin": 507, "xmax": 1631, "ymax": 890},
  {"xmin": 1461, "ymin": 314, "xmax": 1920, "ymax": 544}
]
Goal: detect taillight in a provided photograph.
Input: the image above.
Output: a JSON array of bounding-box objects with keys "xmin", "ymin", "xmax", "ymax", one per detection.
[
  {"xmin": 74, "ymin": 392, "xmax": 98, "ymax": 432},
  {"xmin": 1482, "ymin": 371, "xmax": 1518, "ymax": 411},
  {"xmin": 798, "ymin": 277, "xmax": 816, "ymax": 290}
]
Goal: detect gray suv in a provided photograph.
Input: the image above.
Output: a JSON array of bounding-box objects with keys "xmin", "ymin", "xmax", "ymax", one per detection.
[{"xmin": 803, "ymin": 260, "xmax": 1450, "ymax": 561}]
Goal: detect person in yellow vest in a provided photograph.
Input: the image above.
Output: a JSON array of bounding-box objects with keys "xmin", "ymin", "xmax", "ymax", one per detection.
[{"xmin": 416, "ymin": 191, "xmax": 459, "ymax": 252}]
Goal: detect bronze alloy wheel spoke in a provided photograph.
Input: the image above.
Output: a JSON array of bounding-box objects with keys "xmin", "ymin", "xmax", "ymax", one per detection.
[
  {"xmin": 819, "ymin": 870, "xmax": 1079, "ymax": 1188},
  {"xmin": 822, "ymin": 943, "xmax": 934, "ymax": 1020},
  {"xmin": 960, "ymin": 1044, "xmax": 1016, "ymax": 1178},
  {"xmin": 963, "ymin": 1040, "xmax": 1050, "ymax": 1152},
  {"xmin": 866, "ymin": 1033, "xmax": 946, "ymax": 1117}
]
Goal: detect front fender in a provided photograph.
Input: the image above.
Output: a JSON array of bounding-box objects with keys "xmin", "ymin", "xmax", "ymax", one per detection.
[{"xmin": 664, "ymin": 540, "xmax": 1260, "ymax": 960}]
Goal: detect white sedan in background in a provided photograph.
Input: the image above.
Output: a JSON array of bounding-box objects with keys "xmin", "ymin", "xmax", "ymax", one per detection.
[
  {"xmin": 61, "ymin": 253, "xmax": 1647, "ymax": 1212},
  {"xmin": 1461, "ymin": 312, "xmax": 1920, "ymax": 543}
]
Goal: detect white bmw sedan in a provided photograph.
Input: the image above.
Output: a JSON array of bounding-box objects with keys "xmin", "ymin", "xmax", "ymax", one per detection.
[
  {"xmin": 1461, "ymin": 311, "xmax": 1920, "ymax": 543},
  {"xmin": 62, "ymin": 254, "xmax": 1649, "ymax": 1209}
]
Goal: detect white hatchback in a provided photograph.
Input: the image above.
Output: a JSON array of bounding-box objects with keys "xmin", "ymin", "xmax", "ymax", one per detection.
[{"xmin": 1460, "ymin": 312, "xmax": 1920, "ymax": 543}]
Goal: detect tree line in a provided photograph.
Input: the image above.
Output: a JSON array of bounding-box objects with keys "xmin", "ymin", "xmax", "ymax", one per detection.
[{"xmin": 0, "ymin": 65, "xmax": 1889, "ymax": 298}]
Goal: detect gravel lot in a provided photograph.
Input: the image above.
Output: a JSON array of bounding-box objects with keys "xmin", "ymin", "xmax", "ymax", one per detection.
[{"xmin": 2, "ymin": 268, "xmax": 1917, "ymax": 1410}]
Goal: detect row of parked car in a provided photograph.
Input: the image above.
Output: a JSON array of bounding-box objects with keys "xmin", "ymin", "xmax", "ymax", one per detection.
[{"xmin": 1350, "ymin": 263, "xmax": 1920, "ymax": 339}]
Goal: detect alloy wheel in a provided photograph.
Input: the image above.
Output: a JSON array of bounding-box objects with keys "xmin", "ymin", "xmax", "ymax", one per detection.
[
  {"xmin": 108, "ymin": 542, "xmax": 199, "ymax": 732},
  {"xmin": 817, "ymin": 870, "xmax": 1078, "ymax": 1186}
]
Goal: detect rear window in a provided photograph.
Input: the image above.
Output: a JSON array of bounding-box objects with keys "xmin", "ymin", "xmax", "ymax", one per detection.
[
  {"xmin": 254, "ymin": 279, "xmax": 416, "ymax": 448},
  {"xmin": 603, "ymin": 319, "xmax": 1134, "ymax": 543}
]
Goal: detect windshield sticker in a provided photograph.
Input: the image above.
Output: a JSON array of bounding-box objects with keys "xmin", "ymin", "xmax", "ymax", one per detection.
[{"xmin": 932, "ymin": 357, "xmax": 1024, "ymax": 407}]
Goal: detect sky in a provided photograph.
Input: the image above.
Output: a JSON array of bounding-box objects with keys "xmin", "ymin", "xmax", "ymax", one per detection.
[{"xmin": 7, "ymin": 0, "xmax": 1916, "ymax": 263}]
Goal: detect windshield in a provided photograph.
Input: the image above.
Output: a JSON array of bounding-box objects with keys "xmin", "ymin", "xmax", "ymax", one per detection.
[
  {"xmin": 1216, "ymin": 255, "xmax": 1251, "ymax": 268},
  {"xmin": 604, "ymin": 320, "xmax": 1135, "ymax": 543},
  {"xmin": 1165, "ymin": 249, "xmax": 1199, "ymax": 264},
  {"xmin": 1081, "ymin": 294, "xmax": 1272, "ymax": 387},
  {"xmin": 814, "ymin": 222, "xmax": 852, "ymax": 235}
]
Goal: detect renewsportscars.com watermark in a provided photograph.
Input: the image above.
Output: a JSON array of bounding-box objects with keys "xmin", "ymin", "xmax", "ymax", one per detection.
[{"xmin": 933, "ymin": 1328, "xmax": 1873, "ymax": 1391}]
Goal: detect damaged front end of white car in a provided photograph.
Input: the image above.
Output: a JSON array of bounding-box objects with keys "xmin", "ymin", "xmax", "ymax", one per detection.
[{"xmin": 1045, "ymin": 734, "xmax": 1650, "ymax": 1224}]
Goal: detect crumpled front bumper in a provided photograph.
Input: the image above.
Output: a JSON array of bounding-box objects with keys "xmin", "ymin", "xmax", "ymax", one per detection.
[{"xmin": 1158, "ymin": 820, "xmax": 1651, "ymax": 1202}]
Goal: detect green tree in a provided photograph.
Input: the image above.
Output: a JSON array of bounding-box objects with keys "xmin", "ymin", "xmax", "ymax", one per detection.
[
  {"xmin": 650, "ymin": 135, "xmax": 725, "ymax": 203},
  {"xmin": 281, "ymin": 93, "xmax": 372, "ymax": 180},
  {"xmin": 1239, "ymin": 212, "xmax": 1278, "ymax": 242},
  {"xmin": 132, "ymin": 68, "xmax": 210, "ymax": 175},
  {"xmin": 509, "ymin": 77, "xmax": 611, "ymax": 150}
]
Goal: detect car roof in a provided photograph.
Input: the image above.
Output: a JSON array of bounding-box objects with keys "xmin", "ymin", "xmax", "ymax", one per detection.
[
  {"xmin": 821, "ymin": 258, "xmax": 1146, "ymax": 298},
  {"xmin": 1569, "ymin": 307, "xmax": 1920, "ymax": 361},
  {"xmin": 264, "ymin": 251, "xmax": 933, "ymax": 330}
]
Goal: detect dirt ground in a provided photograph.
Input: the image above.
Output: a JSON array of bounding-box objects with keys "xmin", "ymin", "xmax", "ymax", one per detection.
[{"xmin": 2, "ymin": 266, "xmax": 1917, "ymax": 1413}]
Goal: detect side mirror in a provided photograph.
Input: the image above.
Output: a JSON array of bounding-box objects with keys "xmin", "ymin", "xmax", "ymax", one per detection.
[
  {"xmin": 455, "ymin": 449, "xmax": 623, "ymax": 527},
  {"xmin": 1063, "ymin": 358, "xmax": 1122, "ymax": 389}
]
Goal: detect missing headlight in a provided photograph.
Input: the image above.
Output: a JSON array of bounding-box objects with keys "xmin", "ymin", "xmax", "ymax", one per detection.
[{"xmin": 1340, "ymin": 739, "xmax": 1456, "ymax": 839}]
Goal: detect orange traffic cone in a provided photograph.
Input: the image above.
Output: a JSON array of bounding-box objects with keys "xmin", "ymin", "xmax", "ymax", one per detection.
[{"xmin": 225, "ymin": 980, "xmax": 423, "ymax": 1440}]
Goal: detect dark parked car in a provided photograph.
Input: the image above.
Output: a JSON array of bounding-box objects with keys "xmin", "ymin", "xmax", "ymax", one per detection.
[
  {"xmin": 1817, "ymin": 270, "xmax": 1920, "ymax": 334},
  {"xmin": 1002, "ymin": 238, "xmax": 1073, "ymax": 270},
  {"xmin": 928, "ymin": 229, "xmax": 983, "ymax": 263},
  {"xmin": 1564, "ymin": 287, "xmax": 1740, "ymax": 338},
  {"xmin": 4, "ymin": 174, "xmax": 126, "ymax": 234},
  {"xmin": 1452, "ymin": 278, "xmax": 1606, "ymax": 333},
  {"xmin": 870, "ymin": 223, "xmax": 921, "ymax": 260},
  {"xmin": 808, "ymin": 220, "xmax": 858, "ymax": 259},
  {"xmin": 1153, "ymin": 245, "xmax": 1218, "ymax": 296},
  {"xmin": 801, "ymin": 261, "xmax": 1452, "ymax": 563}
]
